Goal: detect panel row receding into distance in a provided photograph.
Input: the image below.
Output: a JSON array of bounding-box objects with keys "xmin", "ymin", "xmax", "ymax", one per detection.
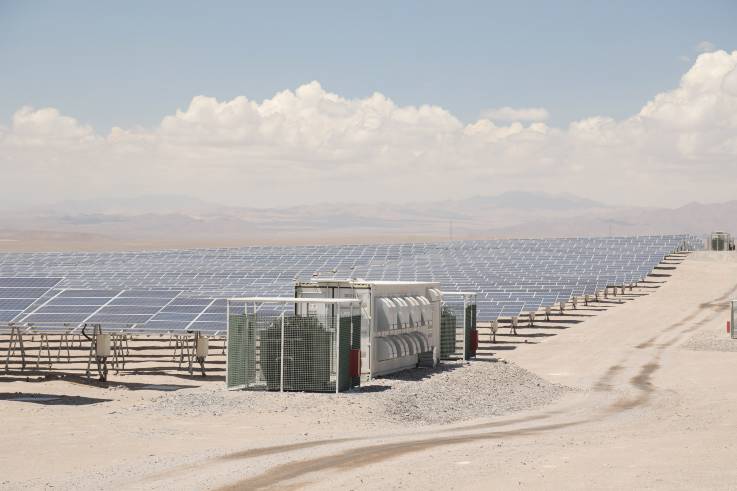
[{"xmin": 0, "ymin": 235, "xmax": 700, "ymax": 333}]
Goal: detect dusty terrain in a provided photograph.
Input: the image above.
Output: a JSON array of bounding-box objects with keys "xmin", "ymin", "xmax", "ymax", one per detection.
[
  {"xmin": 2, "ymin": 251, "xmax": 737, "ymax": 489},
  {"xmin": 0, "ymin": 192, "xmax": 728, "ymax": 252}
]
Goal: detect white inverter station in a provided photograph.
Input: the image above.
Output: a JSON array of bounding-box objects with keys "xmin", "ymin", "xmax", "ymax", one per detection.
[{"xmin": 294, "ymin": 280, "xmax": 441, "ymax": 379}]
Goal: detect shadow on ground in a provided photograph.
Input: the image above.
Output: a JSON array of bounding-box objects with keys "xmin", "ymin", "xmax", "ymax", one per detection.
[
  {"xmin": 372, "ymin": 362, "xmax": 467, "ymax": 383},
  {"xmin": 0, "ymin": 392, "xmax": 112, "ymax": 405},
  {"xmin": 1, "ymin": 372, "xmax": 203, "ymax": 391}
]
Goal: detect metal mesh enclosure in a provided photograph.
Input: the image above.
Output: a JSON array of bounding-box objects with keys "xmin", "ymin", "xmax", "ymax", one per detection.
[
  {"xmin": 226, "ymin": 313, "xmax": 250, "ymax": 389},
  {"xmin": 440, "ymin": 306, "xmax": 458, "ymax": 359},
  {"xmin": 227, "ymin": 299, "xmax": 361, "ymax": 392},
  {"xmin": 708, "ymin": 232, "xmax": 733, "ymax": 251},
  {"xmin": 439, "ymin": 293, "xmax": 477, "ymax": 360}
]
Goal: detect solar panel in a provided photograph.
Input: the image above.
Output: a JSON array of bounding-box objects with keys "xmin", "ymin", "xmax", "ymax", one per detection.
[
  {"xmin": 0, "ymin": 277, "xmax": 63, "ymax": 323},
  {"xmin": 0, "ymin": 311, "xmax": 20, "ymax": 322},
  {"xmin": 0, "ymin": 235, "xmax": 700, "ymax": 331},
  {"xmin": 17, "ymin": 288, "xmax": 183, "ymax": 330}
]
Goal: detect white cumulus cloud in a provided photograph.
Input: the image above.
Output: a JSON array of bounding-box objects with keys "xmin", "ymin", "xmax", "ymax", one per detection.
[
  {"xmin": 480, "ymin": 106, "xmax": 550, "ymax": 122},
  {"xmin": 1, "ymin": 51, "xmax": 737, "ymax": 208},
  {"xmin": 6, "ymin": 106, "xmax": 96, "ymax": 147}
]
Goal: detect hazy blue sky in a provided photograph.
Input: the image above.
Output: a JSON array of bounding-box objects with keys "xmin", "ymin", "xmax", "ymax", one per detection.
[
  {"xmin": 2, "ymin": 1, "xmax": 735, "ymax": 131},
  {"xmin": 1, "ymin": 1, "xmax": 737, "ymax": 209}
]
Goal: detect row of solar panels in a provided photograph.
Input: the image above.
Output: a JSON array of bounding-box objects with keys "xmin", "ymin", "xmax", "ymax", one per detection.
[
  {"xmin": 0, "ymin": 235, "xmax": 700, "ymax": 333},
  {"xmin": 0, "ymin": 283, "xmax": 230, "ymax": 334},
  {"xmin": 0, "ymin": 236, "xmax": 696, "ymax": 269}
]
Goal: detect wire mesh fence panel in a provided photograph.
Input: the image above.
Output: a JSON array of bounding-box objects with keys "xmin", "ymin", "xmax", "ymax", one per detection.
[
  {"xmin": 440, "ymin": 295, "xmax": 477, "ymax": 360},
  {"xmin": 440, "ymin": 305, "xmax": 458, "ymax": 359},
  {"xmin": 279, "ymin": 314, "xmax": 334, "ymax": 392},
  {"xmin": 440, "ymin": 299, "xmax": 465, "ymax": 360},
  {"xmin": 227, "ymin": 306, "xmax": 361, "ymax": 392},
  {"xmin": 226, "ymin": 313, "xmax": 248, "ymax": 389}
]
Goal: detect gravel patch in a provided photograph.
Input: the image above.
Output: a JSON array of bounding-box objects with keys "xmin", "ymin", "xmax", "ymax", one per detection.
[
  {"xmin": 133, "ymin": 359, "xmax": 573, "ymax": 426},
  {"xmin": 361, "ymin": 359, "xmax": 573, "ymax": 425},
  {"xmin": 683, "ymin": 326, "xmax": 737, "ymax": 352},
  {"xmin": 134, "ymin": 386, "xmax": 351, "ymax": 418}
]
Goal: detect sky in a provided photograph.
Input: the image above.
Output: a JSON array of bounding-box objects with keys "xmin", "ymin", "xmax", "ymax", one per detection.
[{"xmin": 1, "ymin": 1, "xmax": 736, "ymax": 209}]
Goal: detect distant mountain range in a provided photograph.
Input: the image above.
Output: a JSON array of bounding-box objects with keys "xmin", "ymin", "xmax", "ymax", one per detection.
[{"xmin": 0, "ymin": 192, "xmax": 728, "ymax": 251}]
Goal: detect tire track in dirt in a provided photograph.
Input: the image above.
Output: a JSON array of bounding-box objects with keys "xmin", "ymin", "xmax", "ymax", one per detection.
[
  {"xmin": 635, "ymin": 284, "xmax": 736, "ymax": 349},
  {"xmin": 217, "ymin": 421, "xmax": 589, "ymax": 491},
  {"xmin": 219, "ymin": 384, "xmax": 659, "ymax": 491},
  {"xmin": 607, "ymin": 282, "xmax": 737, "ymax": 412},
  {"xmin": 593, "ymin": 363, "xmax": 625, "ymax": 391},
  {"xmin": 221, "ymin": 360, "xmax": 671, "ymax": 491},
  {"xmin": 141, "ymin": 398, "xmax": 581, "ymax": 485}
]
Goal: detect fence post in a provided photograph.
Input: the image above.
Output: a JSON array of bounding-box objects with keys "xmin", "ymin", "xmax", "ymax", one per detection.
[
  {"xmin": 225, "ymin": 300, "xmax": 230, "ymax": 387},
  {"xmin": 462, "ymin": 295, "xmax": 467, "ymax": 360},
  {"xmin": 350, "ymin": 303, "xmax": 354, "ymax": 388},
  {"xmin": 280, "ymin": 312, "xmax": 285, "ymax": 393},
  {"xmin": 335, "ymin": 305, "xmax": 340, "ymax": 394}
]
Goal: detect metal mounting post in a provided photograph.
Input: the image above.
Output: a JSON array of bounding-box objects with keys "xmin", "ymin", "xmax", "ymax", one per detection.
[
  {"xmin": 5, "ymin": 325, "xmax": 26, "ymax": 372},
  {"xmin": 490, "ymin": 320, "xmax": 498, "ymax": 343}
]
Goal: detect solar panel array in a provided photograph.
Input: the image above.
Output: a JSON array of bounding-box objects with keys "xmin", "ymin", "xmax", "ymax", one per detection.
[
  {"xmin": 0, "ymin": 277, "xmax": 62, "ymax": 323},
  {"xmin": 0, "ymin": 235, "xmax": 700, "ymax": 334},
  {"xmin": 16, "ymin": 289, "xmax": 182, "ymax": 328}
]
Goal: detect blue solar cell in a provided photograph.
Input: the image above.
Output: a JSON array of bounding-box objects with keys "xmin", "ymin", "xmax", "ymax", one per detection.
[
  {"xmin": 46, "ymin": 297, "xmax": 109, "ymax": 306},
  {"xmin": 0, "ymin": 299, "xmax": 36, "ymax": 310},
  {"xmin": 0, "ymin": 277, "xmax": 62, "ymax": 288},
  {"xmin": 25, "ymin": 313, "xmax": 90, "ymax": 323},
  {"xmin": 150, "ymin": 312, "xmax": 198, "ymax": 322},
  {"xmin": 36, "ymin": 306, "xmax": 98, "ymax": 315},
  {"xmin": 0, "ymin": 311, "xmax": 21, "ymax": 322},
  {"xmin": 34, "ymin": 278, "xmax": 62, "ymax": 288},
  {"xmin": 57, "ymin": 289, "xmax": 121, "ymax": 298},
  {"xmin": 97, "ymin": 306, "xmax": 162, "ymax": 315},
  {"xmin": 159, "ymin": 305, "xmax": 206, "ymax": 314},
  {"xmin": 205, "ymin": 305, "xmax": 227, "ymax": 314},
  {"xmin": 139, "ymin": 320, "xmax": 191, "ymax": 331},
  {"xmin": 0, "ymin": 288, "xmax": 53, "ymax": 298},
  {"xmin": 167, "ymin": 298, "xmax": 211, "ymax": 307},
  {"xmin": 117, "ymin": 290, "xmax": 181, "ymax": 298},
  {"xmin": 196, "ymin": 313, "xmax": 225, "ymax": 323},
  {"xmin": 109, "ymin": 297, "xmax": 179, "ymax": 306},
  {"xmin": 86, "ymin": 314, "xmax": 153, "ymax": 324},
  {"xmin": 188, "ymin": 321, "xmax": 225, "ymax": 333}
]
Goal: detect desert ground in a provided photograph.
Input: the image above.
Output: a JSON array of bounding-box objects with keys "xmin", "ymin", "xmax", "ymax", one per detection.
[{"xmin": 2, "ymin": 251, "xmax": 737, "ymax": 490}]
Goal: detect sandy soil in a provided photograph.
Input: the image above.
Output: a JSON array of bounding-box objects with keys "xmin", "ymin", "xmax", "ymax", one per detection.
[{"xmin": 2, "ymin": 251, "xmax": 737, "ymax": 490}]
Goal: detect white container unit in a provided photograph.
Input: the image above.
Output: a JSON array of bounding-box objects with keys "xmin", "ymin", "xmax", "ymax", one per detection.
[{"xmin": 294, "ymin": 280, "xmax": 442, "ymax": 379}]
